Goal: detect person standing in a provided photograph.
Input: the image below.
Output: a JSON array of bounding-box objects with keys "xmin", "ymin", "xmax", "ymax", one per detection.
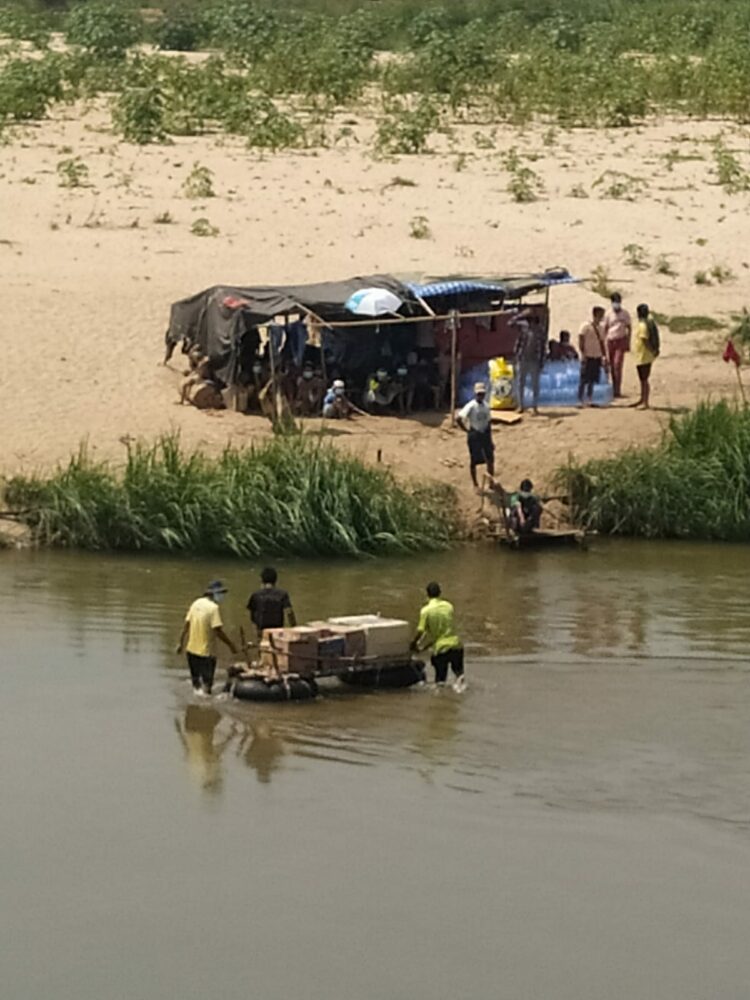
[
  {"xmin": 631, "ymin": 303, "xmax": 659, "ymax": 409},
  {"xmin": 602, "ymin": 292, "xmax": 632, "ymax": 399},
  {"xmin": 176, "ymin": 581, "xmax": 238, "ymax": 696},
  {"xmin": 578, "ymin": 305, "xmax": 607, "ymax": 406},
  {"xmin": 411, "ymin": 582, "xmax": 465, "ymax": 692},
  {"xmin": 512, "ymin": 312, "xmax": 546, "ymax": 414},
  {"xmin": 247, "ymin": 567, "xmax": 296, "ymax": 640},
  {"xmin": 457, "ymin": 381, "xmax": 495, "ymax": 489}
]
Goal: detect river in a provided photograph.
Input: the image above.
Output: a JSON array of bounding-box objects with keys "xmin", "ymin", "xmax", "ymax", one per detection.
[{"xmin": 2, "ymin": 542, "xmax": 750, "ymax": 1000}]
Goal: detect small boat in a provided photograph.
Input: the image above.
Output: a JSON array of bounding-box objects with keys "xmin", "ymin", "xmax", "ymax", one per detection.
[{"xmin": 499, "ymin": 527, "xmax": 587, "ymax": 550}]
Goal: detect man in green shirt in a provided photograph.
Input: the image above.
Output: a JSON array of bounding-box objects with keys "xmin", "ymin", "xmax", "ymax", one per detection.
[{"xmin": 411, "ymin": 582, "xmax": 465, "ymax": 692}]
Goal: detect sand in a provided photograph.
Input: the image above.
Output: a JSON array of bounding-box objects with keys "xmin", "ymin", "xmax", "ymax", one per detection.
[{"xmin": 1, "ymin": 98, "xmax": 748, "ymax": 514}]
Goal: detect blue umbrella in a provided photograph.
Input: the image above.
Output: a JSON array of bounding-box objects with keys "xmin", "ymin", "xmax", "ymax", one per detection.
[{"xmin": 345, "ymin": 288, "xmax": 403, "ymax": 317}]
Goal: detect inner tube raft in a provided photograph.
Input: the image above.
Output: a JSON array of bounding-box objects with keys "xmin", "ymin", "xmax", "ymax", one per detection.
[
  {"xmin": 232, "ymin": 676, "xmax": 318, "ymax": 702},
  {"xmin": 337, "ymin": 661, "xmax": 425, "ymax": 689}
]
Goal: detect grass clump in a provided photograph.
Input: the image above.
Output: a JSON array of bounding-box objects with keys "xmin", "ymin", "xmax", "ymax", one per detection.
[
  {"xmin": 5, "ymin": 435, "xmax": 458, "ymax": 558},
  {"xmin": 182, "ymin": 162, "xmax": 214, "ymax": 199},
  {"xmin": 666, "ymin": 315, "xmax": 723, "ymax": 334},
  {"xmin": 558, "ymin": 401, "xmax": 750, "ymax": 541}
]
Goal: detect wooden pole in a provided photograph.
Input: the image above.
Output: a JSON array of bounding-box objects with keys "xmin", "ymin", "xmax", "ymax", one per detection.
[
  {"xmin": 449, "ymin": 309, "xmax": 459, "ymax": 426},
  {"xmin": 735, "ymin": 364, "xmax": 747, "ymax": 405}
]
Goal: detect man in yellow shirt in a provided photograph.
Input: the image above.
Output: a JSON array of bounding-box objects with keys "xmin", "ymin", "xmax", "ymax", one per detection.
[
  {"xmin": 176, "ymin": 580, "xmax": 238, "ymax": 696},
  {"xmin": 411, "ymin": 582, "xmax": 465, "ymax": 692},
  {"xmin": 631, "ymin": 302, "xmax": 659, "ymax": 410}
]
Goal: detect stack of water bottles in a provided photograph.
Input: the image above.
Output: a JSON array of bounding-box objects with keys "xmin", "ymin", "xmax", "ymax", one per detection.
[
  {"xmin": 457, "ymin": 360, "xmax": 613, "ymax": 408},
  {"xmin": 537, "ymin": 360, "xmax": 613, "ymax": 407}
]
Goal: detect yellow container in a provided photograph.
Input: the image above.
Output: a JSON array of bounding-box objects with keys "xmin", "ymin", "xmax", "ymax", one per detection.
[{"xmin": 489, "ymin": 357, "xmax": 515, "ymax": 409}]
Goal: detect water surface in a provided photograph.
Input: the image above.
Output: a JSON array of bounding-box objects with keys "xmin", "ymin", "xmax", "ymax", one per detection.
[{"xmin": 2, "ymin": 542, "xmax": 750, "ymax": 1000}]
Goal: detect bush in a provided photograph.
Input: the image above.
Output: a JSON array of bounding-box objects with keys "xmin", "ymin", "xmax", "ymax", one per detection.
[
  {"xmin": 0, "ymin": 56, "xmax": 64, "ymax": 122},
  {"xmin": 112, "ymin": 84, "xmax": 167, "ymax": 144},
  {"xmin": 65, "ymin": 1, "xmax": 141, "ymax": 60},
  {"xmin": 558, "ymin": 401, "xmax": 750, "ymax": 541},
  {"xmin": 374, "ymin": 98, "xmax": 440, "ymax": 156},
  {"xmin": 5, "ymin": 435, "xmax": 459, "ymax": 557},
  {"xmin": 153, "ymin": 6, "xmax": 206, "ymax": 52}
]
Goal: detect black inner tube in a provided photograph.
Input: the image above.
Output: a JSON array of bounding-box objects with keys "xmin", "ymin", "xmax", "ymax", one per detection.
[{"xmin": 233, "ymin": 676, "xmax": 317, "ymax": 702}]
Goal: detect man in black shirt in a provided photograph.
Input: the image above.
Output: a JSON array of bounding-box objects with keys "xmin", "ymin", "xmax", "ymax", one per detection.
[{"xmin": 247, "ymin": 567, "xmax": 296, "ymax": 639}]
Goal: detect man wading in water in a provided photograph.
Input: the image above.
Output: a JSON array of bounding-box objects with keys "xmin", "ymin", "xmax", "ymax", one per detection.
[
  {"xmin": 411, "ymin": 582, "xmax": 466, "ymax": 693},
  {"xmin": 176, "ymin": 581, "xmax": 238, "ymax": 696},
  {"xmin": 457, "ymin": 381, "xmax": 495, "ymax": 491},
  {"xmin": 247, "ymin": 567, "xmax": 297, "ymax": 641}
]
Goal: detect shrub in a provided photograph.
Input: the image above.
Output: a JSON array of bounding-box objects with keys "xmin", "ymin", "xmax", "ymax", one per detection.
[
  {"xmin": 0, "ymin": 56, "xmax": 64, "ymax": 122},
  {"xmin": 182, "ymin": 162, "xmax": 214, "ymax": 199},
  {"xmin": 409, "ymin": 215, "xmax": 432, "ymax": 239},
  {"xmin": 65, "ymin": 1, "xmax": 141, "ymax": 60},
  {"xmin": 153, "ymin": 7, "xmax": 206, "ymax": 52},
  {"xmin": 112, "ymin": 85, "xmax": 167, "ymax": 144},
  {"xmin": 57, "ymin": 157, "xmax": 90, "ymax": 188},
  {"xmin": 374, "ymin": 99, "xmax": 439, "ymax": 156},
  {"xmin": 623, "ymin": 243, "xmax": 649, "ymax": 269},
  {"xmin": 191, "ymin": 217, "xmax": 219, "ymax": 237}
]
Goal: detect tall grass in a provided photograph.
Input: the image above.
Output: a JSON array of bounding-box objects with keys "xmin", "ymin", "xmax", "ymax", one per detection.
[
  {"xmin": 558, "ymin": 401, "xmax": 750, "ymax": 541},
  {"xmin": 4, "ymin": 435, "xmax": 459, "ymax": 557}
]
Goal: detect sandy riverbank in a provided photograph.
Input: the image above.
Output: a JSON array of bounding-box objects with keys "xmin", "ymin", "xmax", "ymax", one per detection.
[{"xmin": 1, "ymin": 102, "xmax": 748, "ymax": 516}]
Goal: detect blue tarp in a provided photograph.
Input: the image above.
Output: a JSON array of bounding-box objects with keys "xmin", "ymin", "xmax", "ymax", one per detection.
[{"xmin": 407, "ymin": 269, "xmax": 577, "ymax": 301}]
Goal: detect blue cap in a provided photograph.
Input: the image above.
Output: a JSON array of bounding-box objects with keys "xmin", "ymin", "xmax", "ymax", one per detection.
[{"xmin": 206, "ymin": 580, "xmax": 228, "ymax": 594}]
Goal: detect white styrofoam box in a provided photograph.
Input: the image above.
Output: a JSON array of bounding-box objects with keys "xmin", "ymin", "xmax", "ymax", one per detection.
[{"xmin": 327, "ymin": 615, "xmax": 410, "ymax": 659}]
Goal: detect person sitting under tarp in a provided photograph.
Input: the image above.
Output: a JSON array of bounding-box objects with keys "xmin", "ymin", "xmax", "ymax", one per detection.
[
  {"xmin": 295, "ymin": 363, "xmax": 326, "ymax": 417},
  {"xmin": 548, "ymin": 330, "xmax": 579, "ymax": 362},
  {"xmin": 508, "ymin": 479, "xmax": 543, "ymax": 534},
  {"xmin": 364, "ymin": 369, "xmax": 403, "ymax": 415},
  {"xmin": 322, "ymin": 379, "xmax": 366, "ymax": 419},
  {"xmin": 180, "ymin": 348, "xmax": 224, "ymax": 409}
]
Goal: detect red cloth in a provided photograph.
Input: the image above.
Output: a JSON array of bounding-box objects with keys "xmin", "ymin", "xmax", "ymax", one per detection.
[{"xmin": 723, "ymin": 339, "xmax": 741, "ymax": 366}]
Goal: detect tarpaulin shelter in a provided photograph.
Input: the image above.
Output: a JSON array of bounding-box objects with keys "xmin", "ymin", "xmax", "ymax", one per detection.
[
  {"xmin": 164, "ymin": 268, "xmax": 576, "ymax": 408},
  {"xmin": 165, "ymin": 274, "xmax": 418, "ymax": 385}
]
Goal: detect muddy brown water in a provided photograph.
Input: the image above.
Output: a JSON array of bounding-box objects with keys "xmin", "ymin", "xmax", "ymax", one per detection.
[{"xmin": 2, "ymin": 542, "xmax": 750, "ymax": 1000}]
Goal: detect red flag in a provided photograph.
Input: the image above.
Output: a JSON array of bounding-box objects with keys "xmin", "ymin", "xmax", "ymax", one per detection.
[{"xmin": 723, "ymin": 339, "xmax": 741, "ymax": 367}]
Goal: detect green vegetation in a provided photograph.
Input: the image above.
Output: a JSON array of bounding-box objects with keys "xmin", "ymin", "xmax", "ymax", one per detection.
[
  {"xmin": 4, "ymin": 435, "xmax": 458, "ymax": 558},
  {"xmin": 559, "ymin": 401, "xmax": 750, "ymax": 541},
  {"xmin": 408, "ymin": 214, "xmax": 432, "ymax": 240},
  {"xmin": 56, "ymin": 155, "xmax": 89, "ymax": 187},
  {"xmin": 182, "ymin": 162, "xmax": 214, "ymax": 199},
  {"xmin": 665, "ymin": 315, "xmax": 723, "ymax": 334},
  {"xmin": 623, "ymin": 243, "xmax": 649, "ymax": 270},
  {"xmin": 190, "ymin": 217, "xmax": 219, "ymax": 237},
  {"xmin": 3, "ymin": 1, "xmax": 750, "ymax": 150}
]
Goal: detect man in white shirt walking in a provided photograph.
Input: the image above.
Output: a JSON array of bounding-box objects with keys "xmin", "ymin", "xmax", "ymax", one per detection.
[{"xmin": 457, "ymin": 382, "xmax": 495, "ymax": 489}]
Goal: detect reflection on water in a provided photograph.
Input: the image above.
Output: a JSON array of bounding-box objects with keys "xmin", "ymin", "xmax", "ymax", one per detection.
[
  {"xmin": 175, "ymin": 706, "xmax": 234, "ymax": 794},
  {"xmin": 3, "ymin": 543, "xmax": 750, "ymax": 1000}
]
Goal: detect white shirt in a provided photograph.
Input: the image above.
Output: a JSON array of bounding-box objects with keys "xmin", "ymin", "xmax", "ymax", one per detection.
[{"xmin": 459, "ymin": 398, "xmax": 492, "ymax": 433}]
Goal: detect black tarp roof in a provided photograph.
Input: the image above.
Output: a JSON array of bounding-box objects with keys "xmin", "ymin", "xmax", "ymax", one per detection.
[
  {"xmin": 165, "ymin": 275, "xmax": 416, "ymax": 382},
  {"xmin": 165, "ymin": 269, "xmax": 574, "ymax": 383}
]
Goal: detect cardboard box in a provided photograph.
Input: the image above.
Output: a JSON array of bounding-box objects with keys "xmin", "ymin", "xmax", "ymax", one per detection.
[
  {"xmin": 260, "ymin": 627, "xmax": 319, "ymax": 676},
  {"xmin": 307, "ymin": 621, "xmax": 367, "ymax": 659}
]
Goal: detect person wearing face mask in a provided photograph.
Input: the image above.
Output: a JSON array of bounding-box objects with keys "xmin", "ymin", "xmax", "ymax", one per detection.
[
  {"xmin": 602, "ymin": 292, "xmax": 632, "ymax": 399},
  {"xmin": 295, "ymin": 363, "xmax": 325, "ymax": 417},
  {"xmin": 176, "ymin": 581, "xmax": 238, "ymax": 697}
]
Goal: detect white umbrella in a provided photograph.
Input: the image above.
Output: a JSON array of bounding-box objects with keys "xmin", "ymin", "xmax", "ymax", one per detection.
[{"xmin": 345, "ymin": 288, "xmax": 403, "ymax": 317}]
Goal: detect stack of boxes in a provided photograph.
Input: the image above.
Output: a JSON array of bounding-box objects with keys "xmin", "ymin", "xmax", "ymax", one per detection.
[{"xmin": 258, "ymin": 615, "xmax": 411, "ymax": 676}]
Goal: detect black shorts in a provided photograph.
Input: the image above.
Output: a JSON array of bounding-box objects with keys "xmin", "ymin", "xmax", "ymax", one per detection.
[
  {"xmin": 431, "ymin": 647, "xmax": 464, "ymax": 683},
  {"xmin": 186, "ymin": 652, "xmax": 217, "ymax": 692},
  {"xmin": 581, "ymin": 357, "xmax": 602, "ymax": 384},
  {"xmin": 467, "ymin": 428, "xmax": 494, "ymax": 466},
  {"xmin": 637, "ymin": 363, "xmax": 652, "ymax": 380}
]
